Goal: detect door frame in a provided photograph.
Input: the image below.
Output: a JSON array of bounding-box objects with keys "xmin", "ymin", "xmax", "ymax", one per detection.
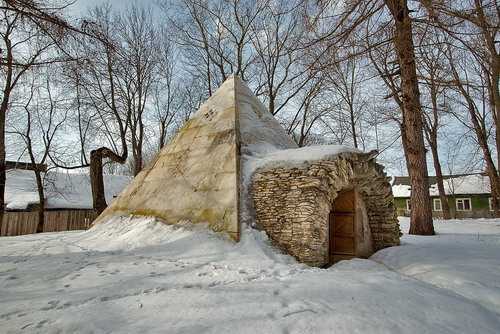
[{"xmin": 329, "ymin": 188, "xmax": 357, "ymax": 264}]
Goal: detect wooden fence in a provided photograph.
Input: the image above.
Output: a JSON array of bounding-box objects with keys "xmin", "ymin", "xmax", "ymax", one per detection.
[{"xmin": 0, "ymin": 210, "xmax": 97, "ymax": 237}]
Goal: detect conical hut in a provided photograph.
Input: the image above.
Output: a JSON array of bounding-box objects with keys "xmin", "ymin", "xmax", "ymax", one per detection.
[{"xmin": 95, "ymin": 76, "xmax": 400, "ymax": 266}]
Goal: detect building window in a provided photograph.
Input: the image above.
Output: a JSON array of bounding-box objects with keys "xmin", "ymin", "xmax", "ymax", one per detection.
[
  {"xmin": 456, "ymin": 198, "xmax": 472, "ymax": 211},
  {"xmin": 406, "ymin": 199, "xmax": 411, "ymax": 211},
  {"xmin": 433, "ymin": 198, "xmax": 442, "ymax": 211}
]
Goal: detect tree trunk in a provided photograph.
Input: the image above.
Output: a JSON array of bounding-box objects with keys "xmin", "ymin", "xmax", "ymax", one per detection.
[
  {"xmin": 400, "ymin": 124, "xmax": 411, "ymax": 175},
  {"xmin": 429, "ymin": 143, "xmax": 451, "ymax": 219},
  {"xmin": 90, "ymin": 147, "xmax": 127, "ymax": 215},
  {"xmin": 34, "ymin": 170, "xmax": 45, "ymax": 233},
  {"xmin": 0, "ymin": 125, "xmax": 4, "ymax": 234},
  {"xmin": 485, "ymin": 161, "xmax": 500, "ymax": 218},
  {"xmin": 159, "ymin": 120, "xmax": 166, "ymax": 151},
  {"xmin": 269, "ymin": 96, "xmax": 275, "ymax": 116},
  {"xmin": 385, "ymin": 0, "xmax": 434, "ymax": 235},
  {"xmin": 490, "ymin": 62, "xmax": 500, "ymax": 170},
  {"xmin": 474, "ymin": 128, "xmax": 500, "ymax": 217},
  {"xmin": 0, "ymin": 103, "xmax": 6, "ymax": 233},
  {"xmin": 349, "ymin": 103, "xmax": 358, "ymax": 148},
  {"xmin": 0, "ymin": 38, "xmax": 13, "ymax": 235},
  {"xmin": 90, "ymin": 149, "xmax": 108, "ymax": 215},
  {"xmin": 134, "ymin": 153, "xmax": 142, "ymax": 176},
  {"xmin": 469, "ymin": 107, "xmax": 500, "ymax": 218},
  {"xmin": 130, "ymin": 125, "xmax": 143, "ymax": 176},
  {"xmin": 425, "ymin": 83, "xmax": 451, "ymax": 220},
  {"xmin": 473, "ymin": 0, "xmax": 500, "ymax": 171}
]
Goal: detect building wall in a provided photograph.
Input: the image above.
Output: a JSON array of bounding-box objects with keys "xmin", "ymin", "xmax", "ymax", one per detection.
[
  {"xmin": 395, "ymin": 194, "xmax": 494, "ymax": 219},
  {"xmin": 1, "ymin": 210, "xmax": 96, "ymax": 236},
  {"xmin": 251, "ymin": 154, "xmax": 400, "ymax": 267}
]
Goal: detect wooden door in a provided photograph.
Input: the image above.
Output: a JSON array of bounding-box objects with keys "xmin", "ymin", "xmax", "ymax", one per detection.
[{"xmin": 330, "ymin": 189, "xmax": 356, "ymax": 263}]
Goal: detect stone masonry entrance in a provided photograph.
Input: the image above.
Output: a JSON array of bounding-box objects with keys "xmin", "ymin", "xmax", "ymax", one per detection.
[
  {"xmin": 252, "ymin": 154, "xmax": 400, "ymax": 267},
  {"xmin": 329, "ymin": 189, "xmax": 356, "ymax": 264}
]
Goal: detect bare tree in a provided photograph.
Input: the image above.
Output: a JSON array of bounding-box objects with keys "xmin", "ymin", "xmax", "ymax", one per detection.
[
  {"xmin": 153, "ymin": 31, "xmax": 178, "ymax": 150},
  {"xmin": 417, "ymin": 31, "xmax": 452, "ymax": 219},
  {"xmin": 118, "ymin": 5, "xmax": 159, "ymax": 175},
  {"xmin": 168, "ymin": 0, "xmax": 265, "ymax": 93},
  {"xmin": 324, "ymin": 49, "xmax": 369, "ymax": 149},
  {"xmin": 7, "ymin": 68, "xmax": 67, "ymax": 231},
  {"xmin": 382, "ymin": 0, "xmax": 434, "ymax": 235},
  {"xmin": 445, "ymin": 45, "xmax": 500, "ymax": 217},
  {"xmin": 51, "ymin": 5, "xmax": 130, "ymax": 214},
  {"xmin": 295, "ymin": 0, "xmax": 434, "ymax": 234},
  {"xmin": 286, "ymin": 75, "xmax": 329, "ymax": 146},
  {"xmin": 423, "ymin": 0, "xmax": 500, "ymax": 167},
  {"xmin": 249, "ymin": 1, "xmax": 313, "ymax": 116},
  {"xmin": 0, "ymin": 1, "xmax": 64, "ymax": 231}
]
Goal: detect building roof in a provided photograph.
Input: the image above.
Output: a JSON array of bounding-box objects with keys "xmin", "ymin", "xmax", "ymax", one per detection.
[
  {"xmin": 392, "ymin": 173, "xmax": 485, "ymax": 186},
  {"xmin": 392, "ymin": 173, "xmax": 491, "ymax": 198},
  {"xmin": 5, "ymin": 169, "xmax": 131, "ymax": 210},
  {"xmin": 96, "ymin": 75, "xmax": 293, "ymax": 239}
]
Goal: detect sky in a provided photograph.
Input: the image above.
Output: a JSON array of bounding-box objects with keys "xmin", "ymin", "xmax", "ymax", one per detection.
[
  {"xmin": 17, "ymin": 0, "xmax": 485, "ymax": 178},
  {"xmin": 68, "ymin": 0, "xmax": 157, "ymax": 18}
]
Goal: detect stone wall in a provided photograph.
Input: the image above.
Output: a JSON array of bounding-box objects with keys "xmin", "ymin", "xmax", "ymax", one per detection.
[
  {"xmin": 354, "ymin": 192, "xmax": 373, "ymax": 258},
  {"xmin": 251, "ymin": 153, "xmax": 400, "ymax": 267}
]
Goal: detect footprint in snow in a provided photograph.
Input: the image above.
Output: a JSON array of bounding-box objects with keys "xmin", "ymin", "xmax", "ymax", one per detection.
[
  {"xmin": 69, "ymin": 273, "xmax": 81, "ymax": 280},
  {"xmin": 55, "ymin": 302, "xmax": 72, "ymax": 310},
  {"xmin": 208, "ymin": 281, "xmax": 220, "ymax": 288},
  {"xmin": 40, "ymin": 300, "xmax": 59, "ymax": 311},
  {"xmin": 35, "ymin": 319, "xmax": 49, "ymax": 328},
  {"xmin": 275, "ymin": 301, "xmax": 318, "ymax": 318},
  {"xmin": 149, "ymin": 272, "xmax": 166, "ymax": 278},
  {"xmin": 21, "ymin": 323, "xmax": 33, "ymax": 330}
]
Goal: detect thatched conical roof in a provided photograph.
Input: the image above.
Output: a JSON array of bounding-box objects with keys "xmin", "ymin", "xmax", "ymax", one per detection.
[{"xmin": 94, "ymin": 76, "xmax": 296, "ymax": 240}]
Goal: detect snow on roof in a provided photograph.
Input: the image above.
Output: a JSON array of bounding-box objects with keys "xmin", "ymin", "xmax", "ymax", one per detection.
[
  {"xmin": 5, "ymin": 169, "xmax": 131, "ymax": 210},
  {"xmin": 235, "ymin": 76, "xmax": 297, "ymax": 155},
  {"xmin": 248, "ymin": 144, "xmax": 362, "ymax": 171},
  {"xmin": 392, "ymin": 174, "xmax": 491, "ymax": 198},
  {"xmin": 242, "ymin": 144, "xmax": 362, "ymax": 189}
]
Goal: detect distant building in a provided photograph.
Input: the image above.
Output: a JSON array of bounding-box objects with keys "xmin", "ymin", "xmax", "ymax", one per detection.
[
  {"xmin": 2, "ymin": 169, "xmax": 130, "ymax": 236},
  {"xmin": 392, "ymin": 174, "xmax": 494, "ymax": 218}
]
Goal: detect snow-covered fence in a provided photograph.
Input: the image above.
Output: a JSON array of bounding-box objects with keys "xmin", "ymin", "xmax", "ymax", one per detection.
[{"xmin": 1, "ymin": 210, "xmax": 97, "ymax": 236}]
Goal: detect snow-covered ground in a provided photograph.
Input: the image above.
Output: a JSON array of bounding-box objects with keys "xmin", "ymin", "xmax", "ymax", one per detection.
[{"xmin": 1, "ymin": 217, "xmax": 500, "ymax": 333}]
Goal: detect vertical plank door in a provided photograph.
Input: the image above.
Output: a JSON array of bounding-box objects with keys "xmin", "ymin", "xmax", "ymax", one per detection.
[{"xmin": 330, "ymin": 189, "xmax": 356, "ymax": 263}]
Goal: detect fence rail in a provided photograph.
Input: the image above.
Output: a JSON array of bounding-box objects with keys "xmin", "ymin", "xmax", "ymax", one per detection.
[{"xmin": 0, "ymin": 210, "xmax": 97, "ymax": 237}]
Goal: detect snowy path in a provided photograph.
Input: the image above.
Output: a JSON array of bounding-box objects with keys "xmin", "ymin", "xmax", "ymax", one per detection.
[{"xmin": 1, "ymin": 217, "xmax": 500, "ymax": 333}]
